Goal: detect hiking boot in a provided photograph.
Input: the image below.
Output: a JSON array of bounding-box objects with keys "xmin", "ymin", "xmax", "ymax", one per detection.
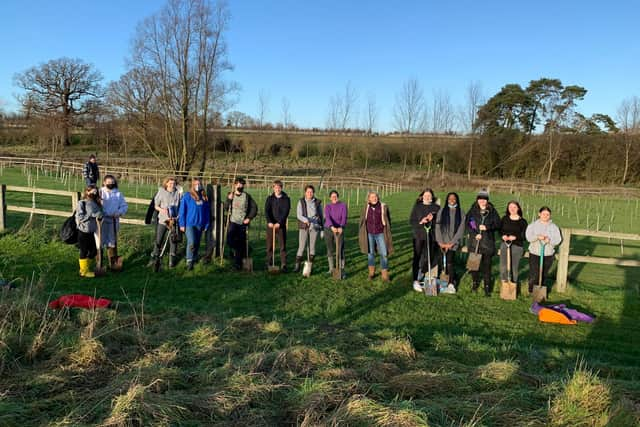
[
  {"xmin": 281, "ymin": 265, "xmax": 288, "ymax": 273},
  {"xmin": 368, "ymin": 266, "xmax": 376, "ymax": 280},
  {"xmin": 169, "ymin": 256, "xmax": 177, "ymax": 268},
  {"xmin": 484, "ymin": 286, "xmax": 491, "ymax": 297},
  {"xmin": 293, "ymin": 256, "xmax": 303, "ymax": 273},
  {"xmin": 186, "ymin": 260, "xmax": 194, "ymax": 271},
  {"xmin": 147, "ymin": 256, "xmax": 158, "ymax": 268},
  {"xmin": 381, "ymin": 269, "xmax": 390, "ymax": 282}
]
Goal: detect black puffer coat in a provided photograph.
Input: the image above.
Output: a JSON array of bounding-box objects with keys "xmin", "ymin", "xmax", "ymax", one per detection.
[{"xmin": 466, "ymin": 203, "xmax": 501, "ymax": 256}]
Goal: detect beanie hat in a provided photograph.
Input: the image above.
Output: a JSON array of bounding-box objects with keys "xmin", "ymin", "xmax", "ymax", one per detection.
[{"xmin": 476, "ymin": 188, "xmax": 489, "ymax": 200}]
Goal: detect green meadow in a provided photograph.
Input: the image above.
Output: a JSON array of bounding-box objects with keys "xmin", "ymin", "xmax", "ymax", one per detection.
[{"xmin": 1, "ymin": 166, "xmax": 639, "ymax": 426}]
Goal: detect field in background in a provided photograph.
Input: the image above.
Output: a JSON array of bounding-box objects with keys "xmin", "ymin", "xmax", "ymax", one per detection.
[{"xmin": 1, "ymin": 166, "xmax": 639, "ymax": 426}]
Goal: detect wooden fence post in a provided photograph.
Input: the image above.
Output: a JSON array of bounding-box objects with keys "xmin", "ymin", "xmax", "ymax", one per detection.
[
  {"xmin": 555, "ymin": 228, "xmax": 572, "ymax": 293},
  {"xmin": 0, "ymin": 184, "xmax": 6, "ymax": 231},
  {"xmin": 71, "ymin": 191, "xmax": 81, "ymax": 211}
]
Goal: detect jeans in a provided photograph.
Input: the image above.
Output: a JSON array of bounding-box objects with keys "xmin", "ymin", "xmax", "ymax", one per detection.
[
  {"xmin": 185, "ymin": 226, "xmax": 203, "ymax": 262},
  {"xmin": 367, "ymin": 233, "xmax": 388, "ymax": 270}
]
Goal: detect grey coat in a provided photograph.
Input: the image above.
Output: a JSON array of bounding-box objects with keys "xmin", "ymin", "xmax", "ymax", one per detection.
[{"xmin": 76, "ymin": 199, "xmax": 103, "ymax": 234}]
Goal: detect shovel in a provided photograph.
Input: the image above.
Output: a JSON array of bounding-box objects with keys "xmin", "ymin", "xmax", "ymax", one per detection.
[
  {"xmin": 268, "ymin": 226, "xmax": 281, "ymax": 274},
  {"xmin": 110, "ymin": 218, "xmax": 124, "ymax": 272},
  {"xmin": 94, "ymin": 217, "xmax": 106, "ymax": 276},
  {"xmin": 532, "ymin": 242, "xmax": 547, "ymax": 303},
  {"xmin": 440, "ymin": 248, "xmax": 450, "ymax": 283},
  {"xmin": 500, "ymin": 241, "xmax": 517, "ymax": 300},
  {"xmin": 242, "ymin": 226, "xmax": 253, "ymax": 272},
  {"xmin": 332, "ymin": 231, "xmax": 342, "ymax": 280},
  {"xmin": 302, "ymin": 228, "xmax": 313, "ymax": 277},
  {"xmin": 423, "ymin": 224, "xmax": 437, "ymax": 297}
]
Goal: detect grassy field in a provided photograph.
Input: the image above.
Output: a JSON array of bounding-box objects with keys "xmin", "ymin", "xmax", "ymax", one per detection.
[{"xmin": 1, "ymin": 167, "xmax": 639, "ymax": 426}]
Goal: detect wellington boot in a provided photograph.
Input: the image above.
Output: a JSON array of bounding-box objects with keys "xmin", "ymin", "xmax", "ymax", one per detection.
[
  {"xmin": 79, "ymin": 259, "xmax": 95, "ymax": 278},
  {"xmin": 368, "ymin": 266, "xmax": 376, "ymax": 280}
]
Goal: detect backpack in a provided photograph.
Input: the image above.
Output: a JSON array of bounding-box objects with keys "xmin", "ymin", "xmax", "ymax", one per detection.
[
  {"xmin": 145, "ymin": 197, "xmax": 158, "ymax": 225},
  {"xmin": 60, "ymin": 211, "xmax": 78, "ymax": 244}
]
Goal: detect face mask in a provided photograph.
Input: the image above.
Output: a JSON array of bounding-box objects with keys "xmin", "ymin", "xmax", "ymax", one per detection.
[
  {"xmin": 106, "ymin": 183, "xmax": 115, "ymax": 190},
  {"xmin": 448, "ymin": 203, "xmax": 457, "ymax": 208},
  {"xmin": 195, "ymin": 185, "xmax": 203, "ymax": 192},
  {"xmin": 236, "ymin": 187, "xmax": 244, "ymax": 193}
]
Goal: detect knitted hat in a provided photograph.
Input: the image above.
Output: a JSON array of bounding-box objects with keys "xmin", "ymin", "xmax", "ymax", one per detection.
[{"xmin": 476, "ymin": 188, "xmax": 490, "ymax": 200}]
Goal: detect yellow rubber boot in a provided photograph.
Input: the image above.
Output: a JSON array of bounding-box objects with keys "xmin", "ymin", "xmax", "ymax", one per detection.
[{"xmin": 79, "ymin": 259, "xmax": 95, "ymax": 278}]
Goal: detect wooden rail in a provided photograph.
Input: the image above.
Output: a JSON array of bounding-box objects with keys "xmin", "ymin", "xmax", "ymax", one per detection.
[{"xmin": 0, "ymin": 184, "xmax": 146, "ymax": 230}]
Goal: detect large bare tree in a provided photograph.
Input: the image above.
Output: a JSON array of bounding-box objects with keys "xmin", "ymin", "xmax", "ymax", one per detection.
[
  {"xmin": 127, "ymin": 0, "xmax": 233, "ymax": 175},
  {"xmin": 14, "ymin": 57, "xmax": 103, "ymax": 146},
  {"xmin": 326, "ymin": 81, "xmax": 357, "ymax": 176},
  {"xmin": 393, "ymin": 78, "xmax": 427, "ymax": 177}
]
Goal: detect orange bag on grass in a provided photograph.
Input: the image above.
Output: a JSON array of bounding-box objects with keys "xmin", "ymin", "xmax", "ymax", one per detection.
[{"xmin": 538, "ymin": 307, "xmax": 577, "ymax": 325}]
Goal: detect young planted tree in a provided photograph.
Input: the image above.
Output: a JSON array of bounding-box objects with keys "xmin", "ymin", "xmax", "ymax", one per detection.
[
  {"xmin": 14, "ymin": 57, "xmax": 103, "ymax": 146},
  {"xmin": 362, "ymin": 92, "xmax": 378, "ymax": 173}
]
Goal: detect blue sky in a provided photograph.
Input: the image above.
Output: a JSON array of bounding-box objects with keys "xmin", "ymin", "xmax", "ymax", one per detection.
[{"xmin": 1, "ymin": 0, "xmax": 639, "ymax": 131}]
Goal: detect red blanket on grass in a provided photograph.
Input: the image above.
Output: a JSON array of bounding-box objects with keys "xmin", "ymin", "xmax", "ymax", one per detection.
[{"xmin": 49, "ymin": 294, "xmax": 112, "ymax": 309}]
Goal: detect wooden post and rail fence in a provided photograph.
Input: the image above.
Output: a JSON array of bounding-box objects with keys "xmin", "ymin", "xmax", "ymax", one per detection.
[{"xmin": 1, "ymin": 183, "xmax": 639, "ymax": 292}]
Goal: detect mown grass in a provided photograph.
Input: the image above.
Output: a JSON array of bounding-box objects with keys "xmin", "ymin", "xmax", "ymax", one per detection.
[{"xmin": 1, "ymin": 167, "xmax": 639, "ymax": 426}]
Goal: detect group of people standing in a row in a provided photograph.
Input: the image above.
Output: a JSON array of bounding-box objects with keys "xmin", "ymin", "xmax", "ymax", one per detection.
[
  {"xmin": 410, "ymin": 188, "xmax": 562, "ymax": 296},
  {"xmin": 75, "ymin": 155, "xmax": 562, "ymax": 294}
]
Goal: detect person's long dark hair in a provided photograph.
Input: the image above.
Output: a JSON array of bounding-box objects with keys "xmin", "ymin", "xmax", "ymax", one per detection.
[{"xmin": 441, "ymin": 192, "xmax": 461, "ymax": 231}]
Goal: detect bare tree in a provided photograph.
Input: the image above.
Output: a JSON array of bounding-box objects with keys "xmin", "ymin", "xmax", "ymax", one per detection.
[
  {"xmin": 257, "ymin": 89, "xmax": 270, "ymax": 129},
  {"xmin": 281, "ymin": 97, "xmax": 292, "ymax": 129},
  {"xmin": 616, "ymin": 96, "xmax": 640, "ymax": 184},
  {"xmin": 393, "ymin": 78, "xmax": 426, "ymax": 134},
  {"xmin": 128, "ymin": 0, "xmax": 233, "ymax": 175},
  {"xmin": 431, "ymin": 89, "xmax": 455, "ymax": 133},
  {"xmin": 107, "ymin": 66, "xmax": 160, "ymax": 161},
  {"xmin": 393, "ymin": 78, "xmax": 427, "ymax": 177},
  {"xmin": 326, "ymin": 81, "xmax": 358, "ymax": 176},
  {"xmin": 14, "ymin": 57, "xmax": 103, "ymax": 146},
  {"xmin": 364, "ymin": 92, "xmax": 378, "ymax": 135},
  {"xmin": 461, "ymin": 81, "xmax": 484, "ymax": 180}
]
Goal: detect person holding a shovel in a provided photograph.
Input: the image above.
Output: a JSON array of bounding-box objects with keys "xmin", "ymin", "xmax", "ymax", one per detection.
[
  {"xmin": 359, "ymin": 191, "xmax": 393, "ymax": 282},
  {"xmin": 324, "ymin": 190, "xmax": 347, "ymax": 278},
  {"xmin": 294, "ymin": 185, "xmax": 323, "ymax": 274},
  {"xmin": 76, "ymin": 186, "xmax": 103, "ymax": 278},
  {"xmin": 224, "ymin": 177, "xmax": 258, "ymax": 271},
  {"xmin": 409, "ymin": 189, "xmax": 440, "ymax": 291},
  {"xmin": 499, "ymin": 201, "xmax": 528, "ymax": 290},
  {"xmin": 99, "ymin": 175, "xmax": 128, "ymax": 271},
  {"xmin": 148, "ymin": 177, "xmax": 182, "ymax": 270},
  {"xmin": 265, "ymin": 180, "xmax": 291, "ymax": 273},
  {"xmin": 526, "ymin": 206, "xmax": 562, "ymax": 294},
  {"xmin": 465, "ymin": 189, "xmax": 500, "ymax": 296},
  {"xmin": 435, "ymin": 192, "xmax": 466, "ymax": 289},
  {"xmin": 179, "ymin": 178, "xmax": 210, "ymax": 271}
]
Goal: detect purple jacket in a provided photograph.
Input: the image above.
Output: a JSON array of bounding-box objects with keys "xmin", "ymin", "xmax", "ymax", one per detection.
[{"xmin": 324, "ymin": 202, "xmax": 347, "ymax": 228}]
